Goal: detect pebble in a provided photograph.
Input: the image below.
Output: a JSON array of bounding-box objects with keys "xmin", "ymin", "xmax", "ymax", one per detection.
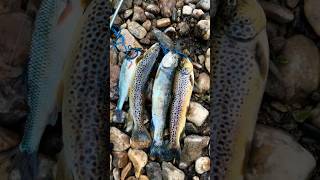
[
  {"xmin": 112, "ymin": 151, "xmax": 129, "ymax": 169},
  {"xmin": 246, "ymin": 125, "xmax": 316, "ymax": 180},
  {"xmin": 145, "ymin": 4, "xmax": 160, "ymax": 15},
  {"xmin": 286, "ymin": 0, "xmax": 299, "ymax": 8},
  {"xmin": 185, "ymin": 0, "xmax": 199, "ymax": 3},
  {"xmin": 311, "ymin": 103, "xmax": 320, "ymax": 129},
  {"xmin": 162, "ymin": 161, "xmax": 185, "ymax": 180},
  {"xmin": 270, "ymin": 36, "xmax": 286, "ymax": 53},
  {"xmin": 185, "ymin": 122, "xmax": 199, "ymax": 134},
  {"xmin": 195, "ymin": 73, "xmax": 210, "ymax": 93},
  {"xmin": 304, "ymin": 0, "xmax": 320, "ymax": 36},
  {"xmin": 128, "ymin": 149, "xmax": 148, "ymax": 178},
  {"xmin": 138, "ymin": 175, "xmax": 149, "ymax": 180},
  {"xmin": 116, "ymin": 29, "xmax": 142, "ymax": 52},
  {"xmin": 156, "ymin": 18, "xmax": 171, "ymax": 28},
  {"xmin": 179, "ymin": 135, "xmax": 210, "ymax": 168},
  {"xmin": 195, "ymin": 20, "xmax": 210, "ymax": 40},
  {"xmin": 110, "ymin": 127, "xmax": 130, "ymax": 151},
  {"xmin": 113, "ymin": 168, "xmax": 121, "ymax": 180},
  {"xmin": 110, "ymin": 46, "xmax": 118, "ymax": 65},
  {"xmin": 132, "ymin": 6, "xmax": 147, "ymax": 23},
  {"xmin": 182, "ymin": 5, "xmax": 193, "ymax": 15},
  {"xmin": 110, "ymin": 65, "xmax": 120, "ymax": 101},
  {"xmin": 112, "ymin": 0, "xmax": 133, "ymax": 12},
  {"xmin": 124, "ymin": 9, "xmax": 133, "ymax": 19},
  {"xmin": 193, "ymin": 176, "xmax": 200, "ymax": 180},
  {"xmin": 205, "ymin": 48, "xmax": 210, "ymax": 73},
  {"xmin": 266, "ymin": 35, "xmax": 320, "ymax": 103},
  {"xmin": 259, "ymin": 1, "xmax": 294, "ymax": 24},
  {"xmin": 192, "ymin": 9, "xmax": 204, "ymax": 18},
  {"xmin": 159, "ymin": 0, "xmax": 176, "ymax": 17},
  {"xmin": 198, "ymin": 55, "xmax": 205, "ymax": 64},
  {"xmin": 195, "ymin": 157, "xmax": 210, "ymax": 174},
  {"xmin": 128, "ymin": 21, "xmax": 147, "ymax": 39},
  {"xmin": 196, "ymin": 0, "xmax": 210, "ymax": 11},
  {"xmin": 145, "ymin": 12, "xmax": 155, "ymax": 19},
  {"xmin": 187, "ymin": 102, "xmax": 209, "ymax": 126},
  {"xmin": 146, "ymin": 162, "xmax": 162, "ymax": 180},
  {"xmin": 176, "ymin": 0, "xmax": 184, "ymax": 8},
  {"xmin": 0, "ymin": 126, "xmax": 19, "ymax": 152},
  {"xmin": 127, "ymin": 176, "xmax": 137, "ymax": 180},
  {"xmin": 142, "ymin": 20, "xmax": 152, "ymax": 32},
  {"xmin": 133, "ymin": 0, "xmax": 142, "ymax": 6},
  {"xmin": 121, "ymin": 162, "xmax": 132, "ymax": 180},
  {"xmin": 177, "ymin": 22, "xmax": 190, "ymax": 36}
]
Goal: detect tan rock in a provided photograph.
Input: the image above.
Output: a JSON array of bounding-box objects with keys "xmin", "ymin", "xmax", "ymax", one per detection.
[
  {"xmin": 128, "ymin": 149, "xmax": 148, "ymax": 178},
  {"xmin": 121, "ymin": 162, "xmax": 132, "ymax": 180},
  {"xmin": 195, "ymin": 157, "xmax": 210, "ymax": 174},
  {"xmin": 156, "ymin": 18, "xmax": 171, "ymax": 28},
  {"xmin": 110, "ymin": 127, "xmax": 130, "ymax": 151}
]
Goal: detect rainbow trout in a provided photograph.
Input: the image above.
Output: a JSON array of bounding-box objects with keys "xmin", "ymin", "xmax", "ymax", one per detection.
[
  {"xmin": 129, "ymin": 43, "xmax": 160, "ymax": 149},
  {"xmin": 115, "ymin": 50, "xmax": 142, "ymax": 122},
  {"xmin": 56, "ymin": 0, "xmax": 109, "ymax": 179},
  {"xmin": 211, "ymin": 0, "xmax": 269, "ymax": 179},
  {"xmin": 13, "ymin": 0, "xmax": 88, "ymax": 179},
  {"xmin": 150, "ymin": 51, "xmax": 179, "ymax": 159},
  {"xmin": 165, "ymin": 58, "xmax": 194, "ymax": 160}
]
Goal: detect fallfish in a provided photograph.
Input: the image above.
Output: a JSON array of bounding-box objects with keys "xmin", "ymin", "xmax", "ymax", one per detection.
[
  {"xmin": 165, "ymin": 58, "xmax": 194, "ymax": 160},
  {"xmin": 150, "ymin": 51, "xmax": 179, "ymax": 159},
  {"xmin": 56, "ymin": 0, "xmax": 109, "ymax": 179},
  {"xmin": 12, "ymin": 0, "xmax": 89, "ymax": 179},
  {"xmin": 211, "ymin": 0, "xmax": 269, "ymax": 180},
  {"xmin": 116, "ymin": 50, "xmax": 142, "ymax": 122},
  {"xmin": 129, "ymin": 43, "xmax": 160, "ymax": 149}
]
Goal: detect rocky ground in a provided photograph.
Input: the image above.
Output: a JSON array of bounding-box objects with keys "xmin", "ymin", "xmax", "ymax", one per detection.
[{"xmin": 0, "ymin": 0, "xmax": 319, "ymax": 180}]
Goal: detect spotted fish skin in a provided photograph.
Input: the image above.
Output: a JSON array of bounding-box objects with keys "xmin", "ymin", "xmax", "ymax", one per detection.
[
  {"xmin": 116, "ymin": 51, "xmax": 142, "ymax": 122},
  {"xmin": 211, "ymin": 0, "xmax": 269, "ymax": 180},
  {"xmin": 165, "ymin": 58, "xmax": 194, "ymax": 160},
  {"xmin": 150, "ymin": 51, "xmax": 179, "ymax": 159},
  {"xmin": 129, "ymin": 43, "xmax": 160, "ymax": 149},
  {"xmin": 58, "ymin": 0, "xmax": 109, "ymax": 179}
]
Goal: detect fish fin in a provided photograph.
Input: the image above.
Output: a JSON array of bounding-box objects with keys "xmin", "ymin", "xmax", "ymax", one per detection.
[
  {"xmin": 130, "ymin": 127, "xmax": 151, "ymax": 149},
  {"xmin": 55, "ymin": 151, "xmax": 74, "ymax": 180},
  {"xmin": 115, "ymin": 109, "xmax": 123, "ymax": 123},
  {"xmin": 9, "ymin": 150, "xmax": 38, "ymax": 180},
  {"xmin": 149, "ymin": 141, "xmax": 165, "ymax": 159},
  {"xmin": 160, "ymin": 143, "xmax": 181, "ymax": 161}
]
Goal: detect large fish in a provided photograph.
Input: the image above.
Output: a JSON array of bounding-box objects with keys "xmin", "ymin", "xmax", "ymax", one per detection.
[
  {"xmin": 164, "ymin": 58, "xmax": 194, "ymax": 160},
  {"xmin": 115, "ymin": 50, "xmax": 142, "ymax": 122},
  {"xmin": 129, "ymin": 43, "xmax": 160, "ymax": 149},
  {"xmin": 150, "ymin": 51, "xmax": 179, "ymax": 159},
  {"xmin": 12, "ymin": 0, "xmax": 89, "ymax": 179},
  {"xmin": 210, "ymin": 0, "xmax": 269, "ymax": 179},
  {"xmin": 56, "ymin": 0, "xmax": 109, "ymax": 179}
]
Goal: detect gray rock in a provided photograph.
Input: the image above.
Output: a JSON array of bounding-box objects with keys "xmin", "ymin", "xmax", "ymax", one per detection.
[
  {"xmin": 112, "ymin": 0, "xmax": 133, "ymax": 12},
  {"xmin": 146, "ymin": 4, "xmax": 160, "ymax": 15},
  {"xmin": 304, "ymin": 0, "xmax": 320, "ymax": 37},
  {"xmin": 182, "ymin": 5, "xmax": 193, "ymax": 15},
  {"xmin": 196, "ymin": 0, "xmax": 210, "ymax": 11},
  {"xmin": 132, "ymin": 6, "xmax": 147, "ymax": 23},
  {"xmin": 128, "ymin": 21, "xmax": 147, "ymax": 39},
  {"xmin": 123, "ymin": 9, "xmax": 133, "ymax": 19},
  {"xmin": 162, "ymin": 162, "xmax": 185, "ymax": 180},
  {"xmin": 116, "ymin": 29, "xmax": 142, "ymax": 52},
  {"xmin": 195, "ymin": 20, "xmax": 210, "ymax": 40},
  {"xmin": 187, "ymin": 102, "xmax": 209, "ymax": 127},
  {"xmin": 246, "ymin": 125, "xmax": 316, "ymax": 180},
  {"xmin": 145, "ymin": 12, "xmax": 156, "ymax": 19},
  {"xmin": 142, "ymin": 20, "xmax": 152, "ymax": 31},
  {"xmin": 177, "ymin": 22, "xmax": 190, "ymax": 36},
  {"xmin": 110, "ymin": 64, "xmax": 120, "ymax": 101},
  {"xmin": 192, "ymin": 9, "xmax": 204, "ymax": 18},
  {"xmin": 133, "ymin": 0, "xmax": 142, "ymax": 6},
  {"xmin": 146, "ymin": 162, "xmax": 162, "ymax": 180},
  {"xmin": 260, "ymin": 1, "xmax": 294, "ymax": 24},
  {"xmin": 185, "ymin": 0, "xmax": 199, "ymax": 3},
  {"xmin": 286, "ymin": 0, "xmax": 299, "ymax": 8}
]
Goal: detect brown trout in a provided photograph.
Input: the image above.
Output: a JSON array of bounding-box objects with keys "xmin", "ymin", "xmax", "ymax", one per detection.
[
  {"xmin": 211, "ymin": 0, "xmax": 269, "ymax": 179},
  {"xmin": 129, "ymin": 43, "xmax": 160, "ymax": 149},
  {"xmin": 56, "ymin": 0, "xmax": 109, "ymax": 179},
  {"xmin": 164, "ymin": 58, "xmax": 194, "ymax": 161}
]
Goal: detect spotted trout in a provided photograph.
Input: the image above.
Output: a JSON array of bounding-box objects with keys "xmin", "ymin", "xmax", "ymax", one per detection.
[
  {"xmin": 116, "ymin": 50, "xmax": 142, "ymax": 122},
  {"xmin": 211, "ymin": 0, "xmax": 269, "ymax": 179},
  {"xmin": 150, "ymin": 51, "xmax": 179, "ymax": 159},
  {"xmin": 129, "ymin": 43, "xmax": 160, "ymax": 149},
  {"xmin": 164, "ymin": 58, "xmax": 194, "ymax": 160},
  {"xmin": 12, "ymin": 0, "xmax": 89, "ymax": 179}
]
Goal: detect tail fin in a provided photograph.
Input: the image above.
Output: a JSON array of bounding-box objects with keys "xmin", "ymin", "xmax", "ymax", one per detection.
[
  {"xmin": 160, "ymin": 143, "xmax": 181, "ymax": 161},
  {"xmin": 130, "ymin": 127, "xmax": 151, "ymax": 149},
  {"xmin": 10, "ymin": 150, "xmax": 38, "ymax": 180},
  {"xmin": 115, "ymin": 109, "xmax": 124, "ymax": 123},
  {"xmin": 149, "ymin": 141, "xmax": 165, "ymax": 159}
]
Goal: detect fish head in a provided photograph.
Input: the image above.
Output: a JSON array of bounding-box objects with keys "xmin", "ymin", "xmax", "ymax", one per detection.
[
  {"xmin": 179, "ymin": 58, "xmax": 193, "ymax": 76},
  {"xmin": 144, "ymin": 42, "xmax": 161, "ymax": 60},
  {"xmin": 161, "ymin": 51, "xmax": 179, "ymax": 69}
]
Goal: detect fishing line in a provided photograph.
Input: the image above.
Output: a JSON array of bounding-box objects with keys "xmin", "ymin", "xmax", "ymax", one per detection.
[{"xmin": 159, "ymin": 43, "xmax": 192, "ymax": 62}]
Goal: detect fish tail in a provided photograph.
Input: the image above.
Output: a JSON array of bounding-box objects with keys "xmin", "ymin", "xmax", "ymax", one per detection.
[
  {"xmin": 149, "ymin": 141, "xmax": 165, "ymax": 159},
  {"xmin": 10, "ymin": 150, "xmax": 38, "ymax": 180},
  {"xmin": 115, "ymin": 108, "xmax": 123, "ymax": 123},
  {"xmin": 130, "ymin": 126, "xmax": 151, "ymax": 149},
  {"xmin": 160, "ymin": 143, "xmax": 181, "ymax": 161}
]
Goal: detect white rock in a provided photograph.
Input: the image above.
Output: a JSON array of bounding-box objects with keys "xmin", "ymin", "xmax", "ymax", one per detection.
[
  {"xmin": 110, "ymin": 127, "xmax": 130, "ymax": 151},
  {"xmin": 192, "ymin": 9, "xmax": 204, "ymax": 18},
  {"xmin": 128, "ymin": 21, "xmax": 147, "ymax": 39},
  {"xmin": 195, "ymin": 73, "xmax": 210, "ymax": 93},
  {"xmin": 182, "ymin": 5, "xmax": 193, "ymax": 15},
  {"xmin": 128, "ymin": 149, "xmax": 148, "ymax": 178},
  {"xmin": 195, "ymin": 157, "xmax": 210, "ymax": 174},
  {"xmin": 196, "ymin": 0, "xmax": 210, "ymax": 11},
  {"xmin": 162, "ymin": 162, "xmax": 185, "ymax": 180},
  {"xmin": 205, "ymin": 48, "xmax": 210, "ymax": 73},
  {"xmin": 187, "ymin": 102, "xmax": 209, "ymax": 126},
  {"xmin": 195, "ymin": 20, "xmax": 210, "ymax": 40},
  {"xmin": 113, "ymin": 168, "xmax": 120, "ymax": 180}
]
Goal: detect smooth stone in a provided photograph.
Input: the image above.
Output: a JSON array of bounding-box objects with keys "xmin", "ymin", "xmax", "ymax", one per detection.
[
  {"xmin": 121, "ymin": 162, "xmax": 132, "ymax": 180},
  {"xmin": 112, "ymin": 151, "xmax": 129, "ymax": 169},
  {"xmin": 195, "ymin": 73, "xmax": 210, "ymax": 93},
  {"xmin": 205, "ymin": 48, "xmax": 210, "ymax": 73},
  {"xmin": 133, "ymin": 0, "xmax": 142, "ymax": 6},
  {"xmin": 192, "ymin": 9, "xmax": 204, "ymax": 18},
  {"xmin": 162, "ymin": 162, "xmax": 185, "ymax": 180},
  {"xmin": 0, "ymin": 126, "xmax": 19, "ymax": 152},
  {"xmin": 110, "ymin": 127, "xmax": 130, "ymax": 151},
  {"xmin": 110, "ymin": 65, "xmax": 120, "ymax": 101},
  {"xmin": 146, "ymin": 162, "xmax": 162, "ymax": 180},
  {"xmin": 132, "ymin": 6, "xmax": 147, "ymax": 23},
  {"xmin": 246, "ymin": 125, "xmax": 316, "ymax": 180},
  {"xmin": 260, "ymin": 0, "xmax": 294, "ymax": 24},
  {"xmin": 177, "ymin": 22, "xmax": 190, "ymax": 36},
  {"xmin": 145, "ymin": 4, "xmax": 160, "ymax": 14},
  {"xmin": 193, "ymin": 176, "xmax": 200, "ymax": 180},
  {"xmin": 187, "ymin": 102, "xmax": 209, "ymax": 126},
  {"xmin": 142, "ymin": 20, "xmax": 152, "ymax": 31},
  {"xmin": 124, "ymin": 9, "xmax": 133, "ymax": 19},
  {"xmin": 270, "ymin": 36, "xmax": 286, "ymax": 53},
  {"xmin": 128, "ymin": 21, "xmax": 147, "ymax": 39},
  {"xmin": 195, "ymin": 157, "xmax": 210, "ymax": 174},
  {"xmin": 127, "ymin": 176, "xmax": 138, "ymax": 180},
  {"xmin": 196, "ymin": 0, "xmax": 210, "ymax": 11},
  {"xmin": 195, "ymin": 20, "xmax": 210, "ymax": 40},
  {"xmin": 198, "ymin": 55, "xmax": 205, "ymax": 65},
  {"xmin": 286, "ymin": 0, "xmax": 299, "ymax": 8},
  {"xmin": 116, "ymin": 29, "xmax": 142, "ymax": 52},
  {"xmin": 145, "ymin": 12, "xmax": 155, "ymax": 19},
  {"xmin": 156, "ymin": 18, "xmax": 171, "ymax": 28},
  {"xmin": 304, "ymin": 0, "xmax": 320, "ymax": 36},
  {"xmin": 184, "ymin": 0, "xmax": 199, "ymax": 3},
  {"xmin": 128, "ymin": 149, "xmax": 148, "ymax": 178},
  {"xmin": 138, "ymin": 175, "xmax": 149, "ymax": 180},
  {"xmin": 113, "ymin": 168, "xmax": 121, "ymax": 180},
  {"xmin": 110, "ymin": 46, "xmax": 118, "ymax": 65},
  {"xmin": 182, "ymin": 5, "xmax": 193, "ymax": 15},
  {"xmin": 159, "ymin": 0, "xmax": 176, "ymax": 17}
]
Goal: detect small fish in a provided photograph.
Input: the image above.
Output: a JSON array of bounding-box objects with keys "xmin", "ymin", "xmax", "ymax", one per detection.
[
  {"xmin": 116, "ymin": 50, "xmax": 142, "ymax": 122},
  {"xmin": 56, "ymin": 0, "xmax": 109, "ymax": 179},
  {"xmin": 165, "ymin": 58, "xmax": 194, "ymax": 160},
  {"xmin": 129, "ymin": 43, "xmax": 160, "ymax": 149},
  {"xmin": 150, "ymin": 51, "xmax": 179, "ymax": 159},
  {"xmin": 211, "ymin": 0, "xmax": 269, "ymax": 179}
]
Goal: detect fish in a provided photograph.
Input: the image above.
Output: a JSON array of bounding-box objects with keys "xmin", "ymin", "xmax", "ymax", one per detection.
[
  {"xmin": 164, "ymin": 57, "xmax": 194, "ymax": 161},
  {"xmin": 210, "ymin": 0, "xmax": 269, "ymax": 179},
  {"xmin": 115, "ymin": 50, "xmax": 142, "ymax": 122},
  {"xmin": 129, "ymin": 43, "xmax": 161, "ymax": 149},
  {"xmin": 150, "ymin": 51, "xmax": 179, "ymax": 159},
  {"xmin": 56, "ymin": 0, "xmax": 110, "ymax": 179},
  {"xmin": 11, "ymin": 0, "xmax": 89, "ymax": 179}
]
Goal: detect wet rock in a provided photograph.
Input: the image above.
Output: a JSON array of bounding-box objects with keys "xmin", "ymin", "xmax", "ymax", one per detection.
[
  {"xmin": 146, "ymin": 4, "xmax": 160, "ymax": 15},
  {"xmin": 121, "ymin": 162, "xmax": 132, "ymax": 180},
  {"xmin": 146, "ymin": 162, "xmax": 162, "ymax": 180},
  {"xmin": 177, "ymin": 22, "xmax": 190, "ymax": 36},
  {"xmin": 116, "ymin": 29, "xmax": 143, "ymax": 52},
  {"xmin": 132, "ymin": 6, "xmax": 147, "ymax": 23},
  {"xmin": 159, "ymin": 0, "xmax": 176, "ymax": 17},
  {"xmin": 162, "ymin": 162, "xmax": 185, "ymax": 180},
  {"xmin": 138, "ymin": 175, "xmax": 149, "ymax": 180},
  {"xmin": 195, "ymin": 20, "xmax": 210, "ymax": 40},
  {"xmin": 304, "ymin": 0, "xmax": 320, "ymax": 36},
  {"xmin": 246, "ymin": 125, "xmax": 316, "ymax": 180},
  {"xmin": 113, "ymin": 151, "xmax": 129, "ymax": 169},
  {"xmin": 156, "ymin": 18, "xmax": 171, "ymax": 28},
  {"xmin": 113, "ymin": 168, "xmax": 121, "ymax": 180},
  {"xmin": 142, "ymin": 20, "xmax": 152, "ymax": 32},
  {"xmin": 128, "ymin": 21, "xmax": 147, "ymax": 39},
  {"xmin": 179, "ymin": 135, "xmax": 210, "ymax": 168},
  {"xmin": 182, "ymin": 5, "xmax": 193, "ymax": 15},
  {"xmin": 128, "ymin": 149, "xmax": 148, "ymax": 178},
  {"xmin": 185, "ymin": 122, "xmax": 199, "ymax": 134},
  {"xmin": 286, "ymin": 0, "xmax": 299, "ymax": 8},
  {"xmin": 145, "ymin": 12, "xmax": 155, "ymax": 19},
  {"xmin": 260, "ymin": 1, "xmax": 294, "ymax": 24},
  {"xmin": 111, "ymin": 127, "xmax": 130, "ymax": 151},
  {"xmin": 196, "ymin": 0, "xmax": 210, "ymax": 11},
  {"xmin": 205, "ymin": 48, "xmax": 210, "ymax": 73},
  {"xmin": 195, "ymin": 157, "xmax": 210, "ymax": 174},
  {"xmin": 187, "ymin": 102, "xmax": 209, "ymax": 127},
  {"xmin": 0, "ymin": 126, "xmax": 19, "ymax": 152},
  {"xmin": 124, "ymin": 9, "xmax": 133, "ymax": 19},
  {"xmin": 110, "ymin": 65, "xmax": 120, "ymax": 101},
  {"xmin": 195, "ymin": 73, "xmax": 210, "ymax": 93},
  {"xmin": 192, "ymin": 9, "xmax": 204, "ymax": 18},
  {"xmin": 266, "ymin": 35, "xmax": 320, "ymax": 103}
]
